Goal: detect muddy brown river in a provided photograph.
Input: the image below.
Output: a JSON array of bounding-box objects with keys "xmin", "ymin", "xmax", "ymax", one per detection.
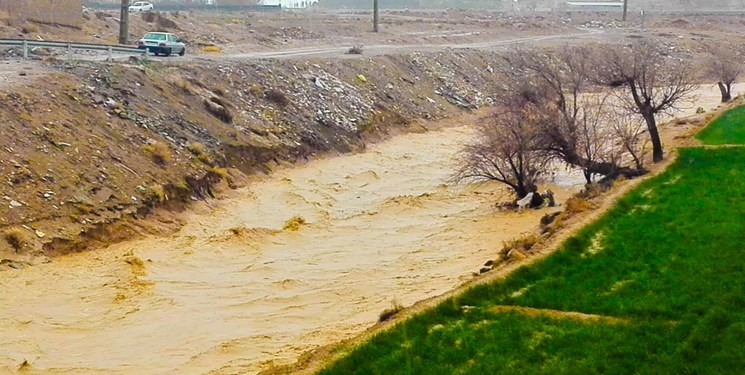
[{"xmin": 0, "ymin": 85, "xmax": 731, "ymax": 374}]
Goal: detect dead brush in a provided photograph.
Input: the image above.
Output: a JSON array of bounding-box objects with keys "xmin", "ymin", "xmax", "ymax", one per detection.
[
  {"xmin": 347, "ymin": 45, "xmax": 364, "ymax": 55},
  {"xmin": 248, "ymin": 84, "xmax": 263, "ymax": 97},
  {"xmin": 378, "ymin": 300, "xmax": 404, "ymax": 322},
  {"xmin": 565, "ymin": 196, "xmax": 595, "ymax": 215},
  {"xmin": 205, "ymin": 166, "xmax": 229, "ymax": 180},
  {"xmin": 187, "ymin": 142, "xmax": 212, "ymax": 164},
  {"xmin": 202, "ymin": 45, "xmax": 222, "ymax": 53},
  {"xmin": 148, "ymin": 184, "xmax": 167, "ymax": 202},
  {"xmin": 173, "ymin": 78, "xmax": 193, "ymax": 95},
  {"xmin": 3, "ymin": 227, "xmax": 29, "ymax": 253},
  {"xmin": 143, "ymin": 142, "xmax": 172, "ymax": 165},
  {"xmin": 21, "ymin": 23, "xmax": 39, "ymax": 34},
  {"xmin": 265, "ymin": 89, "xmax": 290, "ymax": 107},
  {"xmin": 499, "ymin": 234, "xmax": 540, "ymax": 261},
  {"xmin": 203, "ymin": 98, "xmax": 233, "ymax": 123}
]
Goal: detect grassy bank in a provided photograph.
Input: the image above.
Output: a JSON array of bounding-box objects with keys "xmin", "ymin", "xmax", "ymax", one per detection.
[
  {"xmin": 696, "ymin": 104, "xmax": 745, "ymax": 144},
  {"xmin": 320, "ymin": 145, "xmax": 745, "ymax": 374}
]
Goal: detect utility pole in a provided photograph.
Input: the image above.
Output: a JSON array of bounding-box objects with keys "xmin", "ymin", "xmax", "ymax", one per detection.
[
  {"xmin": 373, "ymin": 0, "xmax": 379, "ymax": 32},
  {"xmin": 622, "ymin": 0, "xmax": 628, "ymax": 21},
  {"xmin": 119, "ymin": 0, "xmax": 129, "ymax": 45}
]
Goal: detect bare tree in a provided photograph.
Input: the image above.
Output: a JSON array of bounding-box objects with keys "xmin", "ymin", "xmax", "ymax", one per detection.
[
  {"xmin": 610, "ymin": 113, "xmax": 649, "ymax": 170},
  {"xmin": 574, "ymin": 96, "xmax": 626, "ymax": 183},
  {"xmin": 500, "ymin": 47, "xmax": 645, "ymax": 182},
  {"xmin": 600, "ymin": 41, "xmax": 696, "ymax": 163},
  {"xmin": 453, "ymin": 104, "xmax": 551, "ymax": 200},
  {"xmin": 707, "ymin": 45, "xmax": 742, "ymax": 103}
]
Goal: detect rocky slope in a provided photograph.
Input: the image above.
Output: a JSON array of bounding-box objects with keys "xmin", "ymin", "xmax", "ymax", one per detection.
[{"xmin": 0, "ymin": 50, "xmax": 503, "ymax": 257}]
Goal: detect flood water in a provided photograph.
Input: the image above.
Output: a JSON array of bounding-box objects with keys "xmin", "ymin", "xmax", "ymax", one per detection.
[{"xmin": 0, "ymin": 84, "xmax": 732, "ymax": 374}]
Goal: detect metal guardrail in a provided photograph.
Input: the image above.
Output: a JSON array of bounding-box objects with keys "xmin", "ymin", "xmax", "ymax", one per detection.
[{"xmin": 0, "ymin": 39, "xmax": 147, "ymax": 60}]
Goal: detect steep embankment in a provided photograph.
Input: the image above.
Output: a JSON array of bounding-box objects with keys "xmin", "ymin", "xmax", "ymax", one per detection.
[{"xmin": 0, "ymin": 51, "xmax": 502, "ymax": 257}]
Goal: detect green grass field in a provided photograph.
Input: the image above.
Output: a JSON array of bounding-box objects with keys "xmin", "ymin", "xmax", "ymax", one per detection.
[
  {"xmin": 320, "ymin": 147, "xmax": 745, "ymax": 375},
  {"xmin": 696, "ymin": 105, "xmax": 745, "ymax": 145}
]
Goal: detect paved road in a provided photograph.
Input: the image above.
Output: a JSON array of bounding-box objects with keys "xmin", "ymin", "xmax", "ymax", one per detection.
[
  {"xmin": 209, "ymin": 27, "xmax": 607, "ymax": 60},
  {"xmin": 89, "ymin": 27, "xmax": 608, "ymax": 63}
]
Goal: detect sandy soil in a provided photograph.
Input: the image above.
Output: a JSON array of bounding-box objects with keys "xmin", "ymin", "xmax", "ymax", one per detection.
[{"xmin": 0, "ymin": 60, "xmax": 49, "ymax": 88}]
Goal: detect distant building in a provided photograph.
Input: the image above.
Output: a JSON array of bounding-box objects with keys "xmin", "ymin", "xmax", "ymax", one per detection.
[
  {"xmin": 258, "ymin": 0, "xmax": 318, "ymax": 8},
  {"xmin": 0, "ymin": 0, "xmax": 83, "ymax": 27},
  {"xmin": 564, "ymin": 1, "xmax": 624, "ymax": 10}
]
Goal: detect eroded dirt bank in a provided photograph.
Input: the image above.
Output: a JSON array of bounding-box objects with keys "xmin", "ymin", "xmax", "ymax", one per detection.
[
  {"xmin": 0, "ymin": 50, "xmax": 503, "ymax": 257},
  {"xmin": 0, "ymin": 113, "xmax": 584, "ymax": 374}
]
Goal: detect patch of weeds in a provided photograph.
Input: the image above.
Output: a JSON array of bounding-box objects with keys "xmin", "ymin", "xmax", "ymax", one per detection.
[
  {"xmin": 565, "ymin": 196, "xmax": 594, "ymax": 215},
  {"xmin": 202, "ymin": 45, "xmax": 222, "ymax": 53},
  {"xmin": 142, "ymin": 142, "xmax": 172, "ymax": 165},
  {"xmin": 205, "ymin": 166, "xmax": 228, "ymax": 180},
  {"xmin": 248, "ymin": 83, "xmax": 263, "ymax": 96},
  {"xmin": 203, "ymin": 98, "xmax": 233, "ymax": 123},
  {"xmin": 173, "ymin": 78, "xmax": 193, "ymax": 95},
  {"xmin": 499, "ymin": 234, "xmax": 539, "ymax": 261},
  {"xmin": 187, "ymin": 142, "xmax": 212, "ymax": 164},
  {"xmin": 148, "ymin": 184, "xmax": 167, "ymax": 203},
  {"xmin": 379, "ymin": 300, "xmax": 404, "ymax": 322},
  {"xmin": 347, "ymin": 45, "xmax": 364, "ymax": 55},
  {"xmin": 265, "ymin": 89, "xmax": 290, "ymax": 107},
  {"xmin": 21, "ymin": 23, "xmax": 39, "ymax": 34},
  {"xmin": 3, "ymin": 227, "xmax": 29, "ymax": 253}
]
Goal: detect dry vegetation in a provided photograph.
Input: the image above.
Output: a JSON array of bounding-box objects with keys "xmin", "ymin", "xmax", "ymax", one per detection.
[
  {"xmin": 2, "ymin": 227, "xmax": 28, "ymax": 253},
  {"xmin": 455, "ymin": 41, "xmax": 697, "ymax": 206},
  {"xmin": 143, "ymin": 142, "xmax": 173, "ymax": 165}
]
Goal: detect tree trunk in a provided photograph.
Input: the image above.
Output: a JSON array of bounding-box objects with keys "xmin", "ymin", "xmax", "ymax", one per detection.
[
  {"xmin": 583, "ymin": 169, "xmax": 592, "ymax": 184},
  {"xmin": 643, "ymin": 112, "xmax": 664, "ymax": 162},
  {"xmin": 558, "ymin": 149, "xmax": 645, "ymax": 181},
  {"xmin": 718, "ymin": 81, "xmax": 732, "ymax": 103}
]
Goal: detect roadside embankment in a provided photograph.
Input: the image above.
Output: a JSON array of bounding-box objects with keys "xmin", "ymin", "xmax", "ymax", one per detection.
[{"xmin": 0, "ymin": 50, "xmax": 502, "ymax": 257}]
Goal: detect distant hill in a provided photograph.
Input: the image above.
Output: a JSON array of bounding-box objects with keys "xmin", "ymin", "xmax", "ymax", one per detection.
[
  {"xmin": 317, "ymin": 0, "xmax": 508, "ymax": 10},
  {"xmin": 316, "ymin": 0, "xmax": 745, "ymax": 11}
]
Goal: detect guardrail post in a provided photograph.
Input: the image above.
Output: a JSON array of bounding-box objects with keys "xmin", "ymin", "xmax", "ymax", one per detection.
[
  {"xmin": 108, "ymin": 45, "xmax": 113, "ymax": 60},
  {"xmin": 67, "ymin": 43, "xmax": 72, "ymax": 60},
  {"xmin": 22, "ymin": 40, "xmax": 28, "ymax": 59}
]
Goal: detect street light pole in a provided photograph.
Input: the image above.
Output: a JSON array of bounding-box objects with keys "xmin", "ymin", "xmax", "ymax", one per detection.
[
  {"xmin": 119, "ymin": 0, "xmax": 129, "ymax": 44},
  {"xmin": 373, "ymin": 0, "xmax": 379, "ymax": 32},
  {"xmin": 622, "ymin": 0, "xmax": 628, "ymax": 21}
]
